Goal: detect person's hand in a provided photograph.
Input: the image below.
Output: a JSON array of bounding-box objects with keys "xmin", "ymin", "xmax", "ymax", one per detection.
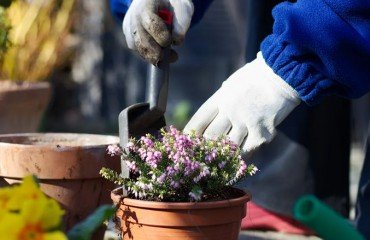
[
  {"xmin": 123, "ymin": 0, "xmax": 193, "ymax": 65},
  {"xmin": 184, "ymin": 52, "xmax": 301, "ymax": 155}
]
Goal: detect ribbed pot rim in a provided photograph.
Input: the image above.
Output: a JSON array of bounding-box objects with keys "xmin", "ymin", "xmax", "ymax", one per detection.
[{"xmin": 112, "ymin": 187, "xmax": 250, "ymax": 210}]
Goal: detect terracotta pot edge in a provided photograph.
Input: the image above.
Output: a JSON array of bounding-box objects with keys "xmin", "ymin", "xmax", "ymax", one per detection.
[
  {"xmin": 0, "ymin": 81, "xmax": 50, "ymax": 91},
  {"xmin": 0, "ymin": 176, "xmax": 106, "ymax": 181},
  {"xmin": 111, "ymin": 187, "xmax": 250, "ymax": 210},
  {"xmin": 0, "ymin": 133, "xmax": 119, "ymax": 150}
]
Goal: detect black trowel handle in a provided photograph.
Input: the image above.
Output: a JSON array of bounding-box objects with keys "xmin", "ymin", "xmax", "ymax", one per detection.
[{"xmin": 147, "ymin": 9, "xmax": 173, "ymax": 114}]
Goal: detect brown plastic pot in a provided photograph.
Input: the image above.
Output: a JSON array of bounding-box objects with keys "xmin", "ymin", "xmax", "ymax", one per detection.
[
  {"xmin": 111, "ymin": 187, "xmax": 250, "ymax": 240},
  {"xmin": 0, "ymin": 81, "xmax": 51, "ymax": 133},
  {"xmin": 0, "ymin": 133, "xmax": 120, "ymax": 234}
]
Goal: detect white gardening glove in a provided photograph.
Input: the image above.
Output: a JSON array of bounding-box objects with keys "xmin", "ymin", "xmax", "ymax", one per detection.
[
  {"xmin": 123, "ymin": 0, "xmax": 194, "ymax": 65},
  {"xmin": 184, "ymin": 52, "xmax": 301, "ymax": 155}
]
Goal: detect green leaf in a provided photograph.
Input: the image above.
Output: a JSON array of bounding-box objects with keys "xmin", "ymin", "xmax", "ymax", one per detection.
[{"xmin": 67, "ymin": 205, "xmax": 116, "ymax": 240}]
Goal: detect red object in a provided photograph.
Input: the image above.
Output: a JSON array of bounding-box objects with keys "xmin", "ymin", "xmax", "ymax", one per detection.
[
  {"xmin": 158, "ymin": 9, "xmax": 173, "ymax": 25},
  {"xmin": 242, "ymin": 201, "xmax": 315, "ymax": 235}
]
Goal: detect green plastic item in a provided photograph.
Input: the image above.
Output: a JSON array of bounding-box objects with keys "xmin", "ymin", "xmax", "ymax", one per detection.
[
  {"xmin": 294, "ymin": 195, "xmax": 365, "ymax": 240},
  {"xmin": 67, "ymin": 205, "xmax": 116, "ymax": 240}
]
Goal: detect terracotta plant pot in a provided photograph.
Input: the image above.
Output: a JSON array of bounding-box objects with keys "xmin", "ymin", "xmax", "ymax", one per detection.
[
  {"xmin": 0, "ymin": 81, "xmax": 51, "ymax": 133},
  {"xmin": 111, "ymin": 187, "xmax": 250, "ymax": 240},
  {"xmin": 0, "ymin": 133, "xmax": 120, "ymax": 234}
]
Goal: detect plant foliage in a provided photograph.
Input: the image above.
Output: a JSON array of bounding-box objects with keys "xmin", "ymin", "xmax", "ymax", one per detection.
[{"xmin": 101, "ymin": 126, "xmax": 257, "ymax": 202}]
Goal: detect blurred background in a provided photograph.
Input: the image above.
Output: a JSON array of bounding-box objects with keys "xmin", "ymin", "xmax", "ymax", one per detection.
[
  {"xmin": 41, "ymin": 0, "xmax": 249, "ymax": 134},
  {"xmin": 0, "ymin": 0, "xmax": 369, "ymax": 227}
]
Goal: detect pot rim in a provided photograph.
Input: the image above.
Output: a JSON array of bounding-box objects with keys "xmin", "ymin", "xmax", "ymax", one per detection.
[
  {"xmin": 0, "ymin": 133, "xmax": 119, "ymax": 150},
  {"xmin": 0, "ymin": 81, "xmax": 50, "ymax": 92},
  {"xmin": 111, "ymin": 187, "xmax": 250, "ymax": 210}
]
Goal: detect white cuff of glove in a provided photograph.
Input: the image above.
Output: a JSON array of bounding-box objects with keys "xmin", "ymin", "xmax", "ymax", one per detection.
[{"xmin": 184, "ymin": 52, "xmax": 301, "ymax": 155}]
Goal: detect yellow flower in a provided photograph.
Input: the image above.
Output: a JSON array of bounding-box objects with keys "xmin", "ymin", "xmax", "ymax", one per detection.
[
  {"xmin": 7, "ymin": 175, "xmax": 47, "ymax": 211},
  {"xmin": 0, "ymin": 198, "xmax": 66, "ymax": 240},
  {"xmin": 0, "ymin": 186, "xmax": 14, "ymax": 210}
]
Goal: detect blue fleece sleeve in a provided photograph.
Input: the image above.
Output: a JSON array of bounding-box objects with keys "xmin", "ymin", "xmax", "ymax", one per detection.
[
  {"xmin": 261, "ymin": 0, "xmax": 370, "ymax": 105},
  {"xmin": 109, "ymin": 0, "xmax": 213, "ymax": 25},
  {"xmin": 109, "ymin": 0, "xmax": 131, "ymax": 23}
]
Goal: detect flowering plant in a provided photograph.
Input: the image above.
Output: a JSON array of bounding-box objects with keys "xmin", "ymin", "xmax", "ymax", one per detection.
[{"xmin": 100, "ymin": 126, "xmax": 257, "ymax": 202}]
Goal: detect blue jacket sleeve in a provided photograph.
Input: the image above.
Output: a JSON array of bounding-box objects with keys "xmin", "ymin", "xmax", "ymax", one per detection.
[
  {"xmin": 190, "ymin": 0, "xmax": 214, "ymax": 26},
  {"xmin": 109, "ymin": 0, "xmax": 131, "ymax": 23},
  {"xmin": 109, "ymin": 0, "xmax": 214, "ymax": 26},
  {"xmin": 261, "ymin": 0, "xmax": 370, "ymax": 105}
]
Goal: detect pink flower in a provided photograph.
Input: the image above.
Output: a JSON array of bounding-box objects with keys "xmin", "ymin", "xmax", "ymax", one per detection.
[
  {"xmin": 125, "ymin": 161, "xmax": 138, "ymax": 173},
  {"xmin": 138, "ymin": 148, "xmax": 147, "ymax": 160},
  {"xmin": 107, "ymin": 145, "xmax": 122, "ymax": 156},
  {"xmin": 144, "ymin": 150, "xmax": 163, "ymax": 168},
  {"xmin": 141, "ymin": 136, "xmax": 154, "ymax": 148},
  {"xmin": 236, "ymin": 160, "xmax": 247, "ymax": 178},
  {"xmin": 109, "ymin": 125, "xmax": 257, "ymax": 202},
  {"xmin": 250, "ymin": 166, "xmax": 259, "ymax": 176},
  {"xmin": 170, "ymin": 180, "xmax": 180, "ymax": 189},
  {"xmin": 166, "ymin": 166, "xmax": 178, "ymax": 176},
  {"xmin": 205, "ymin": 149, "xmax": 217, "ymax": 162},
  {"xmin": 218, "ymin": 161, "xmax": 226, "ymax": 169},
  {"xmin": 126, "ymin": 141, "xmax": 138, "ymax": 152},
  {"xmin": 168, "ymin": 125, "xmax": 180, "ymax": 136},
  {"xmin": 157, "ymin": 173, "xmax": 166, "ymax": 183}
]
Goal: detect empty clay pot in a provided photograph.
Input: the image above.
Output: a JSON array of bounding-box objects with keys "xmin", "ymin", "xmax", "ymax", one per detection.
[
  {"xmin": 111, "ymin": 187, "xmax": 250, "ymax": 240},
  {"xmin": 0, "ymin": 133, "xmax": 120, "ymax": 234},
  {"xmin": 0, "ymin": 81, "xmax": 51, "ymax": 133}
]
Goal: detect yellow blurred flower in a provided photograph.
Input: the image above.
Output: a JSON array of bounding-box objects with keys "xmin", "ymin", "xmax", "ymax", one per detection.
[
  {"xmin": 0, "ymin": 186, "xmax": 14, "ymax": 210},
  {"xmin": 7, "ymin": 175, "xmax": 47, "ymax": 211},
  {"xmin": 0, "ymin": 176, "xmax": 67, "ymax": 239},
  {"xmin": 0, "ymin": 197, "xmax": 66, "ymax": 240}
]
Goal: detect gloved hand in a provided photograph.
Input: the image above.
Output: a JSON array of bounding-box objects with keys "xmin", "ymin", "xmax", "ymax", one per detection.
[
  {"xmin": 184, "ymin": 52, "xmax": 301, "ymax": 155},
  {"xmin": 123, "ymin": 0, "xmax": 194, "ymax": 65}
]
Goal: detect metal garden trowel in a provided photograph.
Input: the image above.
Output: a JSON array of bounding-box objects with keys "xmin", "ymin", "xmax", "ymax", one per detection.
[{"xmin": 118, "ymin": 9, "xmax": 173, "ymax": 179}]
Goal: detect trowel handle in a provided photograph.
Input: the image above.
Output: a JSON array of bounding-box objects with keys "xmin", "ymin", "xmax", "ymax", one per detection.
[{"xmin": 148, "ymin": 9, "xmax": 173, "ymax": 113}]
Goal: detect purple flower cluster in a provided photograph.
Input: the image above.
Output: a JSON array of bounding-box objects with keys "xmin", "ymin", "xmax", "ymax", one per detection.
[
  {"xmin": 106, "ymin": 144, "xmax": 123, "ymax": 156},
  {"xmin": 128, "ymin": 135, "xmax": 164, "ymax": 169},
  {"xmin": 113, "ymin": 126, "xmax": 257, "ymax": 202}
]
